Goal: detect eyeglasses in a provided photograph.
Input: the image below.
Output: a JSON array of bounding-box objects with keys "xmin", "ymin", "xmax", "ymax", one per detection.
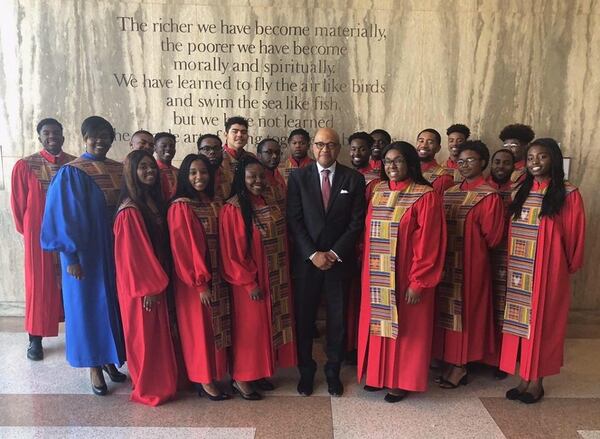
[
  {"xmin": 503, "ymin": 143, "xmax": 520, "ymax": 149},
  {"xmin": 314, "ymin": 142, "xmax": 338, "ymax": 150},
  {"xmin": 456, "ymin": 157, "xmax": 480, "ymax": 166},
  {"xmin": 383, "ymin": 158, "xmax": 406, "ymax": 166}
]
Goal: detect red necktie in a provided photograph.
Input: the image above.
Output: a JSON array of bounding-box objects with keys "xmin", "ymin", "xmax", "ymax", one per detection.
[{"xmin": 321, "ymin": 169, "xmax": 331, "ymax": 211}]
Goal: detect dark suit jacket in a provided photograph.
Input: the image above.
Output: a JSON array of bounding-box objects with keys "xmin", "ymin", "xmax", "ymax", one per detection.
[{"xmin": 286, "ymin": 162, "xmax": 366, "ymax": 279}]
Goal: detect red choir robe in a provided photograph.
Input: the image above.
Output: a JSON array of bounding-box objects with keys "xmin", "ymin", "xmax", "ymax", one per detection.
[
  {"xmin": 281, "ymin": 156, "xmax": 314, "ymax": 182},
  {"xmin": 500, "ymin": 180, "xmax": 585, "ymax": 380},
  {"xmin": 11, "ymin": 149, "xmax": 75, "ymax": 336},
  {"xmin": 167, "ymin": 196, "xmax": 231, "ymax": 384},
  {"xmin": 358, "ymin": 180, "xmax": 447, "ymax": 391},
  {"xmin": 113, "ymin": 202, "xmax": 177, "ymax": 406},
  {"xmin": 157, "ymin": 160, "xmax": 178, "ymax": 201},
  {"xmin": 356, "ymin": 163, "xmax": 380, "ymax": 185},
  {"xmin": 434, "ymin": 176, "xmax": 506, "ymax": 365},
  {"xmin": 369, "ymin": 158, "xmax": 382, "ymax": 174},
  {"xmin": 483, "ymin": 176, "xmax": 513, "ymax": 366},
  {"xmin": 510, "ymin": 160, "xmax": 527, "ymax": 185},
  {"xmin": 222, "ymin": 144, "xmax": 256, "ymax": 177},
  {"xmin": 219, "ymin": 194, "xmax": 296, "ymax": 381},
  {"xmin": 264, "ymin": 167, "xmax": 287, "ymax": 212},
  {"xmin": 445, "ymin": 158, "xmax": 463, "ymax": 184},
  {"xmin": 421, "ymin": 160, "xmax": 455, "ymax": 195}
]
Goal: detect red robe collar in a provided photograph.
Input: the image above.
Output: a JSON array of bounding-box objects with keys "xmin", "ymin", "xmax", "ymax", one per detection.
[{"xmin": 461, "ymin": 175, "xmax": 487, "ymax": 190}]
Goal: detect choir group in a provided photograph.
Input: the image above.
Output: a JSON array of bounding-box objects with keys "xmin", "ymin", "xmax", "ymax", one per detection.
[{"xmin": 10, "ymin": 114, "xmax": 585, "ymax": 407}]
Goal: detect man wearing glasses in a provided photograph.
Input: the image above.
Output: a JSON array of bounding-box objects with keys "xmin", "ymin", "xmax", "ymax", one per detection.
[
  {"xmin": 287, "ymin": 128, "xmax": 366, "ymax": 397},
  {"xmin": 197, "ymin": 133, "xmax": 232, "ymax": 200},
  {"xmin": 498, "ymin": 124, "xmax": 535, "ymax": 184}
]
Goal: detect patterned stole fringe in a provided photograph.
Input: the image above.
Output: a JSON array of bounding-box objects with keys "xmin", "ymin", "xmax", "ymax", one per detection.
[
  {"xmin": 368, "ymin": 181, "xmax": 433, "ymax": 338},
  {"xmin": 175, "ymin": 197, "xmax": 232, "ymax": 349},
  {"xmin": 437, "ymin": 183, "xmax": 496, "ymax": 332},
  {"xmin": 423, "ymin": 163, "xmax": 453, "ymax": 185},
  {"xmin": 228, "ymin": 196, "xmax": 294, "ymax": 348},
  {"xmin": 69, "ymin": 158, "xmax": 123, "ymax": 211},
  {"xmin": 490, "ymin": 190, "xmax": 513, "ymax": 328},
  {"xmin": 24, "ymin": 152, "xmax": 76, "ymax": 191}
]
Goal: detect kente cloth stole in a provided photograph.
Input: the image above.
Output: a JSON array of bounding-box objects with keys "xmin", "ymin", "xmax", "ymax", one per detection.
[
  {"xmin": 161, "ymin": 167, "xmax": 178, "ymax": 196},
  {"xmin": 69, "ymin": 158, "xmax": 122, "ymax": 211},
  {"xmin": 282, "ymin": 159, "xmax": 296, "ymax": 181},
  {"xmin": 502, "ymin": 184, "xmax": 575, "ymax": 338},
  {"xmin": 423, "ymin": 163, "xmax": 451, "ymax": 185},
  {"xmin": 24, "ymin": 152, "xmax": 75, "ymax": 192},
  {"xmin": 227, "ymin": 195, "xmax": 293, "ymax": 348},
  {"xmin": 176, "ymin": 198, "xmax": 232, "ymax": 349},
  {"xmin": 215, "ymin": 168, "xmax": 233, "ymax": 201},
  {"xmin": 490, "ymin": 189, "xmax": 512, "ymax": 328},
  {"xmin": 437, "ymin": 183, "xmax": 495, "ymax": 332},
  {"xmin": 510, "ymin": 167, "xmax": 526, "ymax": 183},
  {"xmin": 368, "ymin": 181, "xmax": 433, "ymax": 338}
]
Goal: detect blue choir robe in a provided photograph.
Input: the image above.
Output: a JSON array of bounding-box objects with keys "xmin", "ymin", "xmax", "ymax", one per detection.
[{"xmin": 41, "ymin": 152, "xmax": 125, "ymax": 367}]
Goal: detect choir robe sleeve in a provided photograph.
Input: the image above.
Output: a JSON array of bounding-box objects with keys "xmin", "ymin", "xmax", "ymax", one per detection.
[
  {"xmin": 432, "ymin": 175, "xmax": 454, "ymax": 195},
  {"xmin": 10, "ymin": 160, "xmax": 28, "ymax": 234},
  {"xmin": 219, "ymin": 203, "xmax": 259, "ymax": 294},
  {"xmin": 562, "ymin": 189, "xmax": 586, "ymax": 274},
  {"xmin": 167, "ymin": 203, "xmax": 211, "ymax": 292},
  {"xmin": 474, "ymin": 193, "xmax": 506, "ymax": 249},
  {"xmin": 40, "ymin": 166, "xmax": 90, "ymax": 265},
  {"xmin": 408, "ymin": 191, "xmax": 447, "ymax": 294},
  {"xmin": 113, "ymin": 207, "xmax": 169, "ymax": 298}
]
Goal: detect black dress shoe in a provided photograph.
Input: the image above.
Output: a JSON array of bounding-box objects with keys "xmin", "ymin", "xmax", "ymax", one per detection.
[
  {"xmin": 518, "ymin": 388, "xmax": 544, "ymax": 404},
  {"xmin": 254, "ymin": 378, "xmax": 275, "ymax": 391},
  {"xmin": 505, "ymin": 387, "xmax": 523, "ymax": 400},
  {"xmin": 384, "ymin": 390, "xmax": 407, "ymax": 403},
  {"xmin": 326, "ymin": 375, "xmax": 344, "ymax": 397},
  {"xmin": 494, "ymin": 368, "xmax": 508, "ymax": 380},
  {"xmin": 198, "ymin": 385, "xmax": 231, "ymax": 401},
  {"xmin": 102, "ymin": 365, "xmax": 127, "ymax": 382},
  {"xmin": 27, "ymin": 335, "xmax": 43, "ymax": 361},
  {"xmin": 232, "ymin": 381, "xmax": 262, "ymax": 401},
  {"xmin": 297, "ymin": 374, "xmax": 314, "ymax": 396}
]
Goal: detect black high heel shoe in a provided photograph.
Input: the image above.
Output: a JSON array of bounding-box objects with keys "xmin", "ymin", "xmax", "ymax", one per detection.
[
  {"xmin": 90, "ymin": 369, "xmax": 108, "ymax": 396},
  {"xmin": 439, "ymin": 373, "xmax": 468, "ymax": 389},
  {"xmin": 102, "ymin": 365, "xmax": 127, "ymax": 383},
  {"xmin": 198, "ymin": 385, "xmax": 230, "ymax": 401},
  {"xmin": 232, "ymin": 381, "xmax": 262, "ymax": 401},
  {"xmin": 505, "ymin": 387, "xmax": 523, "ymax": 400},
  {"xmin": 254, "ymin": 378, "xmax": 275, "ymax": 391},
  {"xmin": 518, "ymin": 388, "xmax": 544, "ymax": 404}
]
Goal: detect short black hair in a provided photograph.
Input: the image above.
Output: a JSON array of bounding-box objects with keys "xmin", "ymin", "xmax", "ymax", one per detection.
[
  {"xmin": 154, "ymin": 132, "xmax": 176, "ymax": 143},
  {"xmin": 417, "ymin": 128, "xmax": 441, "ymax": 145},
  {"xmin": 499, "ymin": 124, "xmax": 535, "ymax": 143},
  {"xmin": 196, "ymin": 133, "xmax": 222, "ymax": 149},
  {"xmin": 446, "ymin": 124, "xmax": 471, "ymax": 139},
  {"xmin": 348, "ymin": 131, "xmax": 374, "ymax": 147},
  {"xmin": 288, "ymin": 128, "xmax": 310, "ymax": 143},
  {"xmin": 491, "ymin": 148, "xmax": 515, "ymax": 164},
  {"xmin": 225, "ymin": 116, "xmax": 249, "ymax": 131},
  {"xmin": 457, "ymin": 140, "xmax": 490, "ymax": 169},
  {"xmin": 369, "ymin": 129, "xmax": 391, "ymax": 144},
  {"xmin": 81, "ymin": 116, "xmax": 115, "ymax": 142},
  {"xmin": 380, "ymin": 141, "xmax": 431, "ymax": 187},
  {"xmin": 36, "ymin": 118, "xmax": 63, "ymax": 134},
  {"xmin": 256, "ymin": 138, "xmax": 280, "ymax": 154},
  {"xmin": 132, "ymin": 129, "xmax": 152, "ymax": 138}
]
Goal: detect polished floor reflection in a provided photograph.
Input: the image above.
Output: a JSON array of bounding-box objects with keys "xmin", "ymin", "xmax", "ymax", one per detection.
[{"xmin": 0, "ymin": 313, "xmax": 599, "ymax": 439}]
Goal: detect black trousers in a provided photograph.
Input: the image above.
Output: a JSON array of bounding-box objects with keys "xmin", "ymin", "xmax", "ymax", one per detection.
[{"xmin": 294, "ymin": 267, "xmax": 349, "ymax": 376}]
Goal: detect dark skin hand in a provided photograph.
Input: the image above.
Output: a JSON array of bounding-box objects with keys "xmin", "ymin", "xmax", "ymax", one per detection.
[
  {"xmin": 143, "ymin": 295, "xmax": 161, "ymax": 312},
  {"xmin": 249, "ymin": 287, "xmax": 263, "ymax": 301},
  {"xmin": 67, "ymin": 263, "xmax": 84, "ymax": 280},
  {"xmin": 312, "ymin": 251, "xmax": 337, "ymax": 270},
  {"xmin": 199, "ymin": 289, "xmax": 212, "ymax": 306},
  {"xmin": 405, "ymin": 287, "xmax": 421, "ymax": 304}
]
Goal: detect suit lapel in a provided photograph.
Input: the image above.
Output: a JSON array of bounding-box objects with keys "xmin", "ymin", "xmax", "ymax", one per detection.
[{"xmin": 326, "ymin": 163, "xmax": 345, "ymax": 215}]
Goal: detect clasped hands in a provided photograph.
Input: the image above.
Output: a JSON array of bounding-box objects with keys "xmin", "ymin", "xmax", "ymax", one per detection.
[{"xmin": 311, "ymin": 251, "xmax": 339, "ymax": 271}]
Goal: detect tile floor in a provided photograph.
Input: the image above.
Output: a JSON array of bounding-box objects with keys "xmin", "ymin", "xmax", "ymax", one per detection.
[{"xmin": 0, "ymin": 314, "xmax": 599, "ymax": 439}]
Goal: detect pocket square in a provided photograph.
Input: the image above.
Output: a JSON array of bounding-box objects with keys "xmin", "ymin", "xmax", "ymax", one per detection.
[{"xmin": 340, "ymin": 189, "xmax": 349, "ymax": 194}]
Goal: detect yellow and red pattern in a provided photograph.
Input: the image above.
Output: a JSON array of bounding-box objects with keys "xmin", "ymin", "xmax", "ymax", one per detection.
[
  {"xmin": 438, "ymin": 183, "xmax": 496, "ymax": 332},
  {"xmin": 422, "ymin": 162, "xmax": 453, "ymax": 185},
  {"xmin": 24, "ymin": 152, "xmax": 76, "ymax": 191},
  {"xmin": 68, "ymin": 157, "xmax": 122, "ymax": 210},
  {"xmin": 368, "ymin": 181, "xmax": 433, "ymax": 338}
]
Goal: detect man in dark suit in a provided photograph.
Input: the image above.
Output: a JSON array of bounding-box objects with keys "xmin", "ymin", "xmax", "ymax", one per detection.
[{"xmin": 287, "ymin": 127, "xmax": 366, "ymax": 397}]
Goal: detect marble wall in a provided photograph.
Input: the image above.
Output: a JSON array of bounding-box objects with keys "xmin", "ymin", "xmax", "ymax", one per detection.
[{"xmin": 1, "ymin": 0, "xmax": 599, "ymax": 314}]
